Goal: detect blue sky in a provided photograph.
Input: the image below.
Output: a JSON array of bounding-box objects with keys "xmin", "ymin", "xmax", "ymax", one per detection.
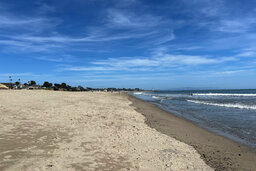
[{"xmin": 1, "ymin": 0, "xmax": 256, "ymax": 89}]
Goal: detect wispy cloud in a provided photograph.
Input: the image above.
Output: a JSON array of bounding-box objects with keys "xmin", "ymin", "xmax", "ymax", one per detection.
[
  {"xmin": 234, "ymin": 47, "xmax": 256, "ymax": 57},
  {"xmin": 92, "ymin": 55, "xmax": 219, "ymax": 68},
  {"xmin": 10, "ymin": 30, "xmax": 156, "ymax": 43},
  {"xmin": 0, "ymin": 39, "xmax": 63, "ymax": 53},
  {"xmin": 0, "ymin": 30, "xmax": 159, "ymax": 53},
  {"xmin": 0, "ymin": 13, "xmax": 61, "ymax": 32},
  {"xmin": 61, "ymin": 50, "xmax": 236, "ymax": 72},
  {"xmin": 35, "ymin": 56, "xmax": 64, "ymax": 62},
  {"xmin": 236, "ymin": 51, "xmax": 256, "ymax": 57},
  {"xmin": 182, "ymin": 0, "xmax": 256, "ymax": 34},
  {"xmin": 189, "ymin": 69, "xmax": 256, "ymax": 78},
  {"xmin": 107, "ymin": 9, "xmax": 163, "ymax": 28},
  {"xmin": 0, "ymin": 1, "xmax": 175, "ymax": 54},
  {"xmin": 105, "ymin": 9, "xmax": 175, "ymax": 45},
  {"xmin": 212, "ymin": 18, "xmax": 256, "ymax": 33},
  {"xmin": 0, "ymin": 73, "xmax": 32, "ymax": 77}
]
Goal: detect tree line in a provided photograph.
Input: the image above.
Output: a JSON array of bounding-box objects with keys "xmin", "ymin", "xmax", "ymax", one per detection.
[
  {"xmin": 11, "ymin": 80, "xmax": 142, "ymax": 92},
  {"xmin": 42, "ymin": 81, "xmax": 86, "ymax": 91}
]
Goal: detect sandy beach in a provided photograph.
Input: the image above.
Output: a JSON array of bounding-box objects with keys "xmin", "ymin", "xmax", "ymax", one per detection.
[{"xmin": 0, "ymin": 90, "xmax": 212, "ymax": 171}]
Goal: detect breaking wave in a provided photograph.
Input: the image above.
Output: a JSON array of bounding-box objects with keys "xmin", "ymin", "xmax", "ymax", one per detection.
[
  {"xmin": 192, "ymin": 93, "xmax": 256, "ymax": 97},
  {"xmin": 187, "ymin": 100, "xmax": 256, "ymax": 110},
  {"xmin": 133, "ymin": 92, "xmax": 144, "ymax": 95},
  {"xmin": 152, "ymin": 95, "xmax": 161, "ymax": 99}
]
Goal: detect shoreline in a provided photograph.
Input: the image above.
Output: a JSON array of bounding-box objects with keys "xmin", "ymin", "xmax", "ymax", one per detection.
[{"xmin": 127, "ymin": 94, "xmax": 256, "ymax": 171}]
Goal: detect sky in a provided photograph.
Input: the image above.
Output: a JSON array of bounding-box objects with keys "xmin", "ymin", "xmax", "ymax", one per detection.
[{"xmin": 0, "ymin": 0, "xmax": 256, "ymax": 89}]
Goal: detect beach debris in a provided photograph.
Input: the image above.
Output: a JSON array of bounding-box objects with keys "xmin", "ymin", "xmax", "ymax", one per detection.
[{"xmin": 47, "ymin": 164, "xmax": 54, "ymax": 167}]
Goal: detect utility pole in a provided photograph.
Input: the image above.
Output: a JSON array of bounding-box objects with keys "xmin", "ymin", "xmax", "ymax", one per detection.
[
  {"xmin": 9, "ymin": 76, "xmax": 12, "ymax": 88},
  {"xmin": 18, "ymin": 78, "xmax": 21, "ymax": 89}
]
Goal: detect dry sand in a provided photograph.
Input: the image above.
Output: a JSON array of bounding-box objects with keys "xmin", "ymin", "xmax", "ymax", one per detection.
[{"xmin": 0, "ymin": 90, "xmax": 212, "ymax": 171}]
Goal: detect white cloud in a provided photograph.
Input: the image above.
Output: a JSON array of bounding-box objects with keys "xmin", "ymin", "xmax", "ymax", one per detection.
[
  {"xmin": 0, "ymin": 2, "xmax": 175, "ymax": 54},
  {"xmin": 214, "ymin": 70, "xmax": 246, "ymax": 75},
  {"xmin": 107, "ymin": 9, "xmax": 163, "ymax": 28},
  {"xmin": 105, "ymin": 9, "xmax": 175, "ymax": 45},
  {"xmin": 35, "ymin": 56, "xmax": 64, "ymax": 62},
  {"xmin": 182, "ymin": 0, "xmax": 256, "ymax": 34},
  {"xmin": 11, "ymin": 30, "xmax": 156, "ymax": 43},
  {"xmin": 61, "ymin": 66, "xmax": 116, "ymax": 71},
  {"xmin": 0, "ymin": 29, "xmax": 159, "ymax": 53},
  {"xmin": 216, "ymin": 18, "xmax": 256, "ymax": 33},
  {"xmin": 112, "ymin": 0, "xmax": 137, "ymax": 7},
  {"xmin": 236, "ymin": 51, "xmax": 256, "ymax": 57},
  {"xmin": 182, "ymin": 0, "xmax": 224, "ymax": 17},
  {"xmin": 0, "ymin": 39, "xmax": 63, "ymax": 52},
  {"xmin": 61, "ymin": 51, "xmax": 236, "ymax": 72},
  {"xmin": 0, "ymin": 13, "xmax": 61, "ymax": 32},
  {"xmin": 0, "ymin": 73, "xmax": 32, "ymax": 77}
]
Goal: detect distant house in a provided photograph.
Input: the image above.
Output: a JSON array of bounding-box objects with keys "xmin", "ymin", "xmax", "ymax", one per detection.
[
  {"xmin": 14, "ymin": 84, "xmax": 27, "ymax": 89},
  {"xmin": 1, "ymin": 83, "xmax": 28, "ymax": 89},
  {"xmin": 1, "ymin": 83, "xmax": 14, "ymax": 89},
  {"xmin": 19, "ymin": 84, "xmax": 26, "ymax": 89},
  {"xmin": 28, "ymin": 85, "xmax": 41, "ymax": 90},
  {"xmin": 0, "ymin": 83, "xmax": 8, "ymax": 89}
]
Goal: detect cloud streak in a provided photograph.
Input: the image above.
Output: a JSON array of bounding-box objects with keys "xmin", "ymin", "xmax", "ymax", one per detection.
[
  {"xmin": 61, "ymin": 51, "xmax": 237, "ymax": 72},
  {"xmin": 0, "ymin": 13, "xmax": 61, "ymax": 32},
  {"xmin": 0, "ymin": 1, "xmax": 176, "ymax": 54}
]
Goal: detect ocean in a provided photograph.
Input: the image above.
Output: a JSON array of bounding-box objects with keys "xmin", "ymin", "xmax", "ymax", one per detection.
[{"xmin": 132, "ymin": 89, "xmax": 256, "ymax": 149}]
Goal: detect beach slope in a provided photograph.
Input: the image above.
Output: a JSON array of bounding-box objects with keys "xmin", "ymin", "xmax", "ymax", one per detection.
[
  {"xmin": 128, "ymin": 94, "xmax": 256, "ymax": 171},
  {"xmin": 0, "ymin": 90, "xmax": 212, "ymax": 170}
]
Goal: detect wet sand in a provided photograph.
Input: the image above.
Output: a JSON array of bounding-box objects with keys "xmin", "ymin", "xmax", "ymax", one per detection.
[
  {"xmin": 0, "ymin": 90, "xmax": 212, "ymax": 171},
  {"xmin": 128, "ymin": 94, "xmax": 256, "ymax": 171}
]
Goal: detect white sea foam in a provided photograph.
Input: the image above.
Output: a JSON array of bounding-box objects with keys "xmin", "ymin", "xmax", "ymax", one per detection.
[
  {"xmin": 152, "ymin": 95, "xmax": 161, "ymax": 99},
  {"xmin": 192, "ymin": 93, "xmax": 256, "ymax": 97},
  {"xmin": 187, "ymin": 100, "xmax": 256, "ymax": 110},
  {"xmin": 133, "ymin": 92, "xmax": 143, "ymax": 95}
]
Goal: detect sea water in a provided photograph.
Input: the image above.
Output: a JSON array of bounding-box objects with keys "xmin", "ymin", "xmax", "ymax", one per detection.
[{"xmin": 132, "ymin": 89, "xmax": 256, "ymax": 149}]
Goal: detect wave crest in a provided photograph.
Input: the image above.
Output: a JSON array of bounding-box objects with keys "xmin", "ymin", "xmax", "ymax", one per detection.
[
  {"xmin": 133, "ymin": 92, "xmax": 143, "ymax": 95},
  {"xmin": 192, "ymin": 93, "xmax": 256, "ymax": 97},
  {"xmin": 187, "ymin": 100, "xmax": 256, "ymax": 110}
]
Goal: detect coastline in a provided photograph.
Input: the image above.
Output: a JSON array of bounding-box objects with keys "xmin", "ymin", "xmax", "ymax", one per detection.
[{"xmin": 127, "ymin": 94, "xmax": 256, "ymax": 171}]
